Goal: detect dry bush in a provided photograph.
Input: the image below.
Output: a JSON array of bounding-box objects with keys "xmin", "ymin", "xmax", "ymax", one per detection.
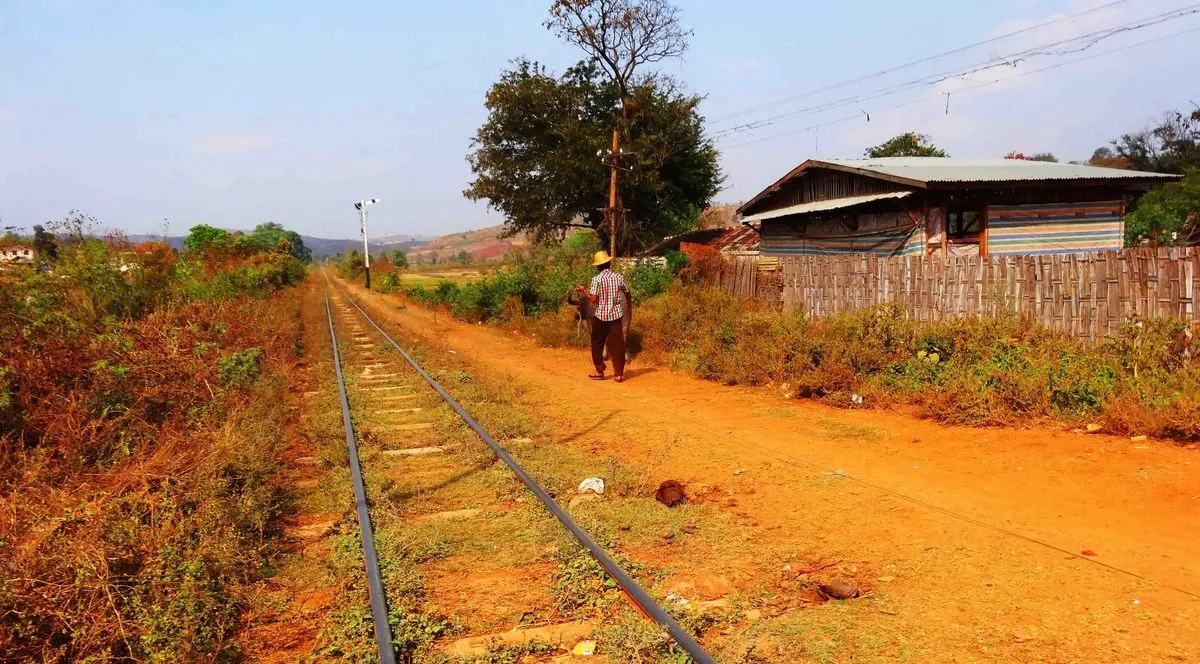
[
  {"xmin": 0, "ymin": 240, "xmax": 305, "ymax": 660},
  {"xmin": 636, "ymin": 283, "xmax": 1200, "ymax": 441},
  {"xmin": 519, "ymin": 303, "xmax": 589, "ymax": 348}
]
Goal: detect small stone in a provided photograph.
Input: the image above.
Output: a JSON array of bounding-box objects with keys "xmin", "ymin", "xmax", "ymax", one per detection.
[
  {"xmin": 1085, "ymin": 423, "xmax": 1103, "ymax": 433},
  {"xmin": 661, "ymin": 530, "xmax": 675, "ymax": 541},
  {"xmin": 655, "ymin": 480, "xmax": 686, "ymax": 507},
  {"xmin": 1130, "ymin": 435, "xmax": 1148, "ymax": 442},
  {"xmin": 1012, "ymin": 628, "xmax": 1038, "ymax": 643},
  {"xmin": 876, "ymin": 575, "xmax": 895, "ymax": 583},
  {"xmin": 680, "ymin": 523, "xmax": 698, "ymax": 534},
  {"xmin": 817, "ymin": 577, "xmax": 859, "ymax": 600},
  {"xmin": 617, "ymin": 522, "xmax": 632, "ymax": 531},
  {"xmin": 744, "ymin": 609, "xmax": 762, "ymax": 621}
]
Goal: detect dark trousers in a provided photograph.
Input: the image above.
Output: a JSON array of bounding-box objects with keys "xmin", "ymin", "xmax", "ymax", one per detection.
[{"xmin": 590, "ymin": 317, "xmax": 625, "ymax": 377}]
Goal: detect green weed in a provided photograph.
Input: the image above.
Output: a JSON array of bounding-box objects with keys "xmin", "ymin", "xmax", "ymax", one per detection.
[{"xmin": 218, "ymin": 347, "xmax": 265, "ymax": 387}]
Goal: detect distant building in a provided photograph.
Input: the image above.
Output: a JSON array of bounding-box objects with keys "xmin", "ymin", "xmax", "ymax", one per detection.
[
  {"xmin": 737, "ymin": 158, "xmax": 1182, "ymax": 258},
  {"xmin": 0, "ymin": 245, "xmax": 33, "ymax": 263}
]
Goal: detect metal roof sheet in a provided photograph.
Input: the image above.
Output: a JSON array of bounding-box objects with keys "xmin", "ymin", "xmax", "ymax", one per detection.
[
  {"xmin": 814, "ymin": 158, "xmax": 1180, "ymax": 184},
  {"xmin": 643, "ymin": 223, "xmax": 760, "ymax": 255},
  {"xmin": 740, "ymin": 191, "xmax": 913, "ymax": 222}
]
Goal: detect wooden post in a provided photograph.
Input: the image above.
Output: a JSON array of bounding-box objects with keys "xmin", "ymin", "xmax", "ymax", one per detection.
[
  {"xmin": 979, "ymin": 204, "xmax": 989, "ymax": 258},
  {"xmin": 608, "ymin": 128, "xmax": 620, "ymax": 259}
]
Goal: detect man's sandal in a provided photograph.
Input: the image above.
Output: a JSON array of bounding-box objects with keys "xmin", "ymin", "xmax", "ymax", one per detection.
[{"xmin": 588, "ymin": 373, "xmax": 606, "ymax": 380}]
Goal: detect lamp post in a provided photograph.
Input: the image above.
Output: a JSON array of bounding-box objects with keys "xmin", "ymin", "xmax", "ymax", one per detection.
[{"xmin": 355, "ymin": 198, "xmax": 379, "ymax": 289}]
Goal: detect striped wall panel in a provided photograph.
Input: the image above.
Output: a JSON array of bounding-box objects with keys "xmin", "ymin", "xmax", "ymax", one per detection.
[{"xmin": 988, "ymin": 201, "xmax": 1122, "ymax": 256}]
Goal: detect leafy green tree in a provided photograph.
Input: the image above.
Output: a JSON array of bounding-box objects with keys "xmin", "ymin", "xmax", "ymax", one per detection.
[
  {"xmin": 250, "ymin": 222, "xmax": 311, "ymax": 262},
  {"xmin": 456, "ymin": 250, "xmax": 471, "ymax": 265},
  {"xmin": 465, "ymin": 58, "xmax": 721, "ymax": 252},
  {"xmin": 1125, "ymin": 170, "xmax": 1200, "ymax": 245},
  {"xmin": 227, "ymin": 233, "xmax": 262, "ymax": 256},
  {"xmin": 32, "ymin": 225, "xmax": 57, "ymax": 260},
  {"xmin": 341, "ymin": 249, "xmax": 365, "ymax": 277},
  {"xmin": 184, "ymin": 224, "xmax": 230, "ymax": 253},
  {"xmin": 865, "ymin": 132, "xmax": 948, "ymax": 158},
  {"xmin": 1111, "ymin": 109, "xmax": 1200, "ymax": 174},
  {"xmin": 392, "ymin": 248, "xmax": 409, "ymax": 268}
]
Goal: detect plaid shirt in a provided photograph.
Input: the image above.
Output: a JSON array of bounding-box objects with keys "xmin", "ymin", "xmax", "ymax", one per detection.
[{"xmin": 589, "ymin": 268, "xmax": 628, "ymax": 322}]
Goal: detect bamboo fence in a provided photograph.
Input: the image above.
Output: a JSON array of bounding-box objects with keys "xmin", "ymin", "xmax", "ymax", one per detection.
[{"xmin": 726, "ymin": 248, "xmax": 1199, "ymax": 342}]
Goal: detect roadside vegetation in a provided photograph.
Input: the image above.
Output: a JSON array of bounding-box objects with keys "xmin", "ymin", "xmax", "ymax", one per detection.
[
  {"xmin": 0, "ymin": 217, "xmax": 308, "ymax": 660},
  {"xmin": 636, "ymin": 283, "xmax": 1199, "ymax": 440},
  {"xmin": 342, "ymin": 232, "xmax": 685, "ymax": 336},
  {"xmin": 380, "ymin": 246, "xmax": 1199, "ymax": 442}
]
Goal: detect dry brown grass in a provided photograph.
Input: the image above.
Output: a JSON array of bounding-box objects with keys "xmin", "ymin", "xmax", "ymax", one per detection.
[{"xmin": 0, "ymin": 244, "xmax": 306, "ymax": 660}]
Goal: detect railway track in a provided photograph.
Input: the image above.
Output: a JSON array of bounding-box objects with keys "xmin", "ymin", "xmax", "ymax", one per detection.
[{"xmin": 322, "ymin": 279, "xmax": 714, "ymax": 662}]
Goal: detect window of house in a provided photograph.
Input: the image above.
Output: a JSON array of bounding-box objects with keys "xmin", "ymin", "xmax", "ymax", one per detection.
[{"xmin": 948, "ymin": 210, "xmax": 981, "ymax": 239}]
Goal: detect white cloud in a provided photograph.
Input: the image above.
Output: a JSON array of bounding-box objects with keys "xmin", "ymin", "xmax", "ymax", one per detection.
[
  {"xmin": 191, "ymin": 131, "xmax": 274, "ymax": 154},
  {"xmin": 0, "ymin": 105, "xmax": 21, "ymax": 123}
]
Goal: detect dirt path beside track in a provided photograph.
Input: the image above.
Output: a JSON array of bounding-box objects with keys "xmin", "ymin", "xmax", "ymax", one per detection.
[{"xmin": 345, "ymin": 280, "xmax": 1200, "ymax": 662}]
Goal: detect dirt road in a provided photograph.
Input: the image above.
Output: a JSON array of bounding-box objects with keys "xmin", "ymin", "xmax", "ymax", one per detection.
[{"xmin": 346, "ymin": 281, "xmax": 1200, "ymax": 662}]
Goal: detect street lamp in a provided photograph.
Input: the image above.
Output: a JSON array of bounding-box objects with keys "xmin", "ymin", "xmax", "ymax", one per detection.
[{"xmin": 355, "ymin": 198, "xmax": 379, "ymax": 289}]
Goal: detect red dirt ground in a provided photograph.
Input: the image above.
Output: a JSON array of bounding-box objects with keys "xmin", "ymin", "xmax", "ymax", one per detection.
[{"xmin": 344, "ymin": 281, "xmax": 1200, "ymax": 662}]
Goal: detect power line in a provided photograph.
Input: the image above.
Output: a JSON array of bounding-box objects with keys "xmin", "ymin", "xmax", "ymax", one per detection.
[
  {"xmin": 706, "ymin": 0, "xmax": 1137, "ymax": 126},
  {"xmin": 721, "ymin": 23, "xmax": 1200, "ymax": 151},
  {"xmin": 710, "ymin": 4, "xmax": 1200, "ymax": 140},
  {"xmin": 709, "ymin": 5, "xmax": 1200, "ymax": 141}
]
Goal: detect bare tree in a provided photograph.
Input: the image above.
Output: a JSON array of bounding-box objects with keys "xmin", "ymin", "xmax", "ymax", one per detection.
[
  {"xmin": 546, "ymin": 0, "xmax": 690, "ymax": 101},
  {"xmin": 545, "ymin": 0, "xmax": 691, "ymax": 257}
]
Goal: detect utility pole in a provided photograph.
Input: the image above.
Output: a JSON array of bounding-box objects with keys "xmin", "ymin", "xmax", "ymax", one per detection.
[
  {"xmin": 355, "ymin": 198, "xmax": 379, "ymax": 289},
  {"xmin": 607, "ymin": 128, "xmax": 619, "ymax": 259}
]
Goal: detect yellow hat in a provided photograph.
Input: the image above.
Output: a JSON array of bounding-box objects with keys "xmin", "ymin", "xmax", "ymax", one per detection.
[{"xmin": 592, "ymin": 250, "xmax": 613, "ymax": 266}]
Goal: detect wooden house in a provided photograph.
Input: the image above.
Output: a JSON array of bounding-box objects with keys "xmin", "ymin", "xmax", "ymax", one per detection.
[{"xmin": 736, "ymin": 158, "xmax": 1181, "ymax": 258}]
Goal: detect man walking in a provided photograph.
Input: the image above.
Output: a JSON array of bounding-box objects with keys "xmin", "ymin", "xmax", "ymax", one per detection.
[{"xmin": 575, "ymin": 251, "xmax": 629, "ymax": 382}]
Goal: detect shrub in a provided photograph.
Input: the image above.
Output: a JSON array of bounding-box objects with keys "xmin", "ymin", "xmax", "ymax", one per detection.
[
  {"xmin": 635, "ymin": 283, "xmax": 1200, "ymax": 440},
  {"xmin": 217, "ymin": 347, "xmax": 264, "ymax": 387},
  {"xmin": 378, "ymin": 271, "xmax": 402, "ymax": 293},
  {"xmin": 626, "ymin": 261, "xmax": 674, "ymax": 304},
  {"xmin": 0, "ymin": 222, "xmax": 309, "ymax": 660}
]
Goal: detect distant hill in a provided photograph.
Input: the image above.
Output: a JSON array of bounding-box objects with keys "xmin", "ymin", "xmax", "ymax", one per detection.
[
  {"xmin": 302, "ymin": 235, "xmax": 429, "ymax": 258},
  {"xmin": 408, "ymin": 224, "xmax": 528, "ymax": 264},
  {"xmin": 127, "ymin": 232, "xmax": 431, "ymax": 258}
]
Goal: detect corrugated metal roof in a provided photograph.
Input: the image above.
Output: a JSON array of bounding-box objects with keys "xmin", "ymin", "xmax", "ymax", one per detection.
[
  {"xmin": 643, "ymin": 223, "xmax": 760, "ymax": 255},
  {"xmin": 740, "ymin": 191, "xmax": 912, "ymax": 222},
  {"xmin": 814, "ymin": 158, "xmax": 1180, "ymax": 184}
]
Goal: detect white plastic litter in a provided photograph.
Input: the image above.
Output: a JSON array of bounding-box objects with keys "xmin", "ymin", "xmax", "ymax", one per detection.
[
  {"xmin": 664, "ymin": 593, "xmax": 689, "ymax": 606},
  {"xmin": 578, "ymin": 477, "xmax": 605, "ymax": 495}
]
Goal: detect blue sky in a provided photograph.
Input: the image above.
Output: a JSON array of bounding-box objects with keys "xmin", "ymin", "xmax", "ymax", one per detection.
[{"xmin": 1, "ymin": 0, "xmax": 1197, "ymax": 239}]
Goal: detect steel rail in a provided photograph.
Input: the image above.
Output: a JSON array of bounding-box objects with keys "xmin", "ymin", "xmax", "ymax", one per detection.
[
  {"xmin": 324, "ymin": 290, "xmax": 397, "ymax": 664},
  {"xmin": 334, "ymin": 284, "xmax": 716, "ymax": 664}
]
